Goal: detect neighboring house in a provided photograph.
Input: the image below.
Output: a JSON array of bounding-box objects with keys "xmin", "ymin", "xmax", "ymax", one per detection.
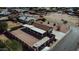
[{"xmin": 18, "ymin": 15, "xmax": 36, "ymax": 24}]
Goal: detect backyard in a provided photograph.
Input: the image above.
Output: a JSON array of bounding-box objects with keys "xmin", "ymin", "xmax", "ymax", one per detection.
[
  {"xmin": 0, "ymin": 34, "xmax": 23, "ymax": 51},
  {"xmin": 7, "ymin": 21, "xmax": 22, "ymax": 29}
]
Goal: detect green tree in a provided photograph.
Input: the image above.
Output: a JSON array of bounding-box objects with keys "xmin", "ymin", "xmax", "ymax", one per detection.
[
  {"xmin": 0, "ymin": 22, "xmax": 8, "ymax": 33},
  {"xmin": 28, "ymin": 19, "xmax": 34, "ymax": 25},
  {"xmin": 0, "ymin": 40, "xmax": 6, "ymax": 48},
  {"xmin": 0, "ymin": 40, "xmax": 8, "ymax": 51},
  {"xmin": 5, "ymin": 40, "xmax": 23, "ymax": 51}
]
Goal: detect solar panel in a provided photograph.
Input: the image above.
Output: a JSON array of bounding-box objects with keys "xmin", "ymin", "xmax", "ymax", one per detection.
[{"xmin": 22, "ymin": 24, "xmax": 47, "ymax": 39}]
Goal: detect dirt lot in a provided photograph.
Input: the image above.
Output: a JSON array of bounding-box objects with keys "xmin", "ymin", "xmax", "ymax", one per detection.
[{"xmin": 44, "ymin": 12, "xmax": 79, "ymax": 26}]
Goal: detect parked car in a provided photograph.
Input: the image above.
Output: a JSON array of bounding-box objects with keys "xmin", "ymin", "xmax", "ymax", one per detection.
[{"xmin": 68, "ymin": 12, "xmax": 75, "ymax": 16}]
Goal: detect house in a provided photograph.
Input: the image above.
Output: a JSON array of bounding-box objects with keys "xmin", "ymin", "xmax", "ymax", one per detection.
[
  {"xmin": 33, "ymin": 22, "xmax": 52, "ymax": 31},
  {"xmin": 9, "ymin": 24, "xmax": 56, "ymax": 51}
]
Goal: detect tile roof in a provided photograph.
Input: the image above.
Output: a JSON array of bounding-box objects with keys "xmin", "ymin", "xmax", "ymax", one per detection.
[
  {"xmin": 10, "ymin": 29, "xmax": 39, "ymax": 47},
  {"xmin": 33, "ymin": 22, "xmax": 51, "ymax": 31}
]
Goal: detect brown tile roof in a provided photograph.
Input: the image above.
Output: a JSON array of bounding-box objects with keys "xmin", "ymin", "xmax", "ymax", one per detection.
[
  {"xmin": 33, "ymin": 22, "xmax": 51, "ymax": 31},
  {"xmin": 10, "ymin": 29, "xmax": 39, "ymax": 47}
]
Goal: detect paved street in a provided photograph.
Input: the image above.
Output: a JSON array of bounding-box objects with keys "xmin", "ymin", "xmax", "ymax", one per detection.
[
  {"xmin": 50, "ymin": 27, "xmax": 79, "ymax": 51},
  {"xmin": 44, "ymin": 12, "xmax": 79, "ymax": 51}
]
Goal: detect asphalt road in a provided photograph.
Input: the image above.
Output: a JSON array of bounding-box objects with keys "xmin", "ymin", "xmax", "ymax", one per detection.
[{"xmin": 50, "ymin": 27, "xmax": 79, "ymax": 51}]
